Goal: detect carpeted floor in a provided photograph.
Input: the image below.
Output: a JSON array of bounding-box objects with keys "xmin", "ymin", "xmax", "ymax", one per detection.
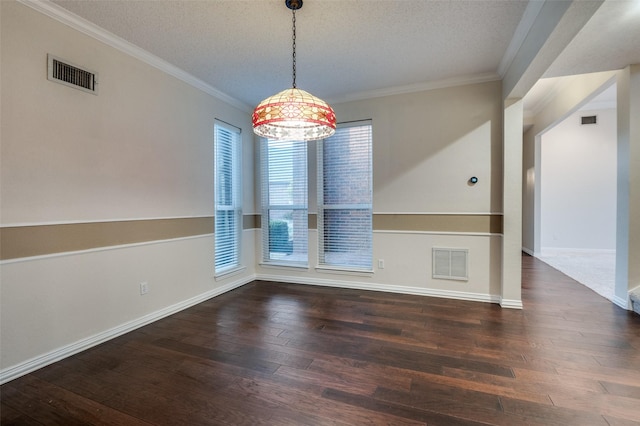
[{"xmin": 536, "ymin": 248, "xmax": 616, "ymax": 302}]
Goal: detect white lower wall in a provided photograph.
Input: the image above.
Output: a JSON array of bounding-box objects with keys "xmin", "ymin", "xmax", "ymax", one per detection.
[
  {"xmin": 256, "ymin": 230, "xmax": 502, "ymax": 302},
  {"xmin": 0, "ymin": 1, "xmax": 257, "ymax": 382},
  {"xmin": 1, "ymin": 227, "xmax": 499, "ymax": 383},
  {"xmin": 0, "ymin": 230, "xmax": 256, "ymax": 383}
]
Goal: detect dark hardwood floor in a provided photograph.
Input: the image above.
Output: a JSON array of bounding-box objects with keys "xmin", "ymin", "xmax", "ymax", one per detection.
[{"xmin": 2, "ymin": 254, "xmax": 640, "ymax": 425}]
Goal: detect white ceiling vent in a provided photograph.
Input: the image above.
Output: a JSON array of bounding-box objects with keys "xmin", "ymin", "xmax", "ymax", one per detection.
[
  {"xmin": 581, "ymin": 115, "xmax": 597, "ymax": 125},
  {"xmin": 433, "ymin": 248, "xmax": 468, "ymax": 281},
  {"xmin": 47, "ymin": 54, "xmax": 98, "ymax": 95}
]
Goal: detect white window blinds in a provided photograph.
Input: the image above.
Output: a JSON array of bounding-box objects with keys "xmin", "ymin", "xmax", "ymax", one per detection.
[
  {"xmin": 318, "ymin": 121, "xmax": 373, "ymax": 271},
  {"xmin": 214, "ymin": 122, "xmax": 242, "ymax": 274},
  {"xmin": 261, "ymin": 139, "xmax": 308, "ymax": 265}
]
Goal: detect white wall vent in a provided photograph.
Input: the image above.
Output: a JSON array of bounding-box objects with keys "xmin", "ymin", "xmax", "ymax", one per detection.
[
  {"xmin": 581, "ymin": 115, "xmax": 597, "ymax": 125},
  {"xmin": 47, "ymin": 54, "xmax": 98, "ymax": 95},
  {"xmin": 432, "ymin": 248, "xmax": 468, "ymax": 281}
]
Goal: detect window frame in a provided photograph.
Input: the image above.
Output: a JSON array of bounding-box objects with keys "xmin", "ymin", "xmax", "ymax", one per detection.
[
  {"xmin": 260, "ymin": 138, "xmax": 309, "ymax": 268},
  {"xmin": 317, "ymin": 120, "xmax": 373, "ymax": 273},
  {"xmin": 214, "ymin": 120, "xmax": 243, "ymax": 276}
]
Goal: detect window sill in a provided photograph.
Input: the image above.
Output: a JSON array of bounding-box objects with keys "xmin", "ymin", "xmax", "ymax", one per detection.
[
  {"xmin": 214, "ymin": 266, "xmax": 246, "ymax": 280},
  {"xmin": 315, "ymin": 265, "xmax": 374, "ymax": 277},
  {"xmin": 259, "ymin": 262, "xmax": 309, "ymax": 271}
]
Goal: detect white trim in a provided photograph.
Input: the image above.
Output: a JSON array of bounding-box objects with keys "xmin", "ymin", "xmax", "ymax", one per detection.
[
  {"xmin": 256, "ymin": 273, "xmax": 501, "ymax": 305},
  {"xmin": 17, "ymin": 0, "xmax": 250, "ymax": 113},
  {"xmin": 497, "ymin": 0, "xmax": 544, "ymax": 77},
  {"xmin": 0, "ymin": 224, "xmax": 501, "ymax": 264},
  {"xmin": 628, "ymin": 285, "xmax": 640, "ymax": 312},
  {"xmin": 374, "ymin": 230, "xmax": 501, "ymax": 237},
  {"xmin": 259, "ymin": 262, "xmax": 310, "ymax": 271},
  {"xmin": 499, "ymin": 298, "xmax": 524, "ymax": 309},
  {"xmin": 314, "ymin": 266, "xmax": 374, "ymax": 277},
  {"xmin": 522, "ymin": 247, "xmax": 535, "ymax": 256},
  {"xmin": 0, "ymin": 274, "xmax": 253, "ymax": 385},
  {"xmin": 0, "ymin": 272, "xmax": 513, "ymax": 384},
  {"xmin": 0, "ymin": 234, "xmax": 213, "ymax": 265},
  {"xmin": 214, "ymin": 118, "xmax": 242, "ymax": 134},
  {"xmin": 373, "ymin": 211, "xmax": 503, "ymax": 216},
  {"xmin": 214, "ymin": 266, "xmax": 246, "ymax": 280},
  {"xmin": 1, "ymin": 215, "xmax": 214, "ymax": 228},
  {"xmin": 327, "ymin": 72, "xmax": 500, "ymax": 105},
  {"xmin": 612, "ymin": 295, "xmax": 629, "ymax": 310},
  {"xmin": 539, "ymin": 247, "xmax": 616, "ymax": 254}
]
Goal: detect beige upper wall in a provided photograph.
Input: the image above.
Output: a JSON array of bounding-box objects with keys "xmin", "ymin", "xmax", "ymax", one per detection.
[
  {"xmin": 1, "ymin": 0, "xmax": 511, "ymax": 377},
  {"xmin": 0, "ymin": 1, "xmax": 254, "ymax": 226},
  {"xmin": 328, "ymin": 81, "xmax": 503, "ymax": 215},
  {"xmin": 3, "ymin": 0, "xmax": 502, "ymax": 225},
  {"xmin": 0, "ymin": 1, "xmax": 258, "ymax": 375}
]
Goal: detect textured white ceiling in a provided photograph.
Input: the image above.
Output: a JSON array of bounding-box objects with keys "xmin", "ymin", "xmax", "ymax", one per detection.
[
  {"xmin": 50, "ymin": 0, "xmax": 640, "ymax": 111},
  {"xmin": 52, "ymin": 0, "xmax": 528, "ymax": 107},
  {"xmin": 544, "ymin": 0, "xmax": 640, "ymax": 79}
]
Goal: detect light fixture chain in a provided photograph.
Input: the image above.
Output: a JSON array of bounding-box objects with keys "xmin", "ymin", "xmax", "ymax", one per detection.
[
  {"xmin": 252, "ymin": 0, "xmax": 336, "ymax": 141},
  {"xmin": 292, "ymin": 8, "xmax": 297, "ymax": 88}
]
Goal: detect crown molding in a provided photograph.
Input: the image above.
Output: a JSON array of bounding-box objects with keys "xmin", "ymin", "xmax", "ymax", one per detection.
[
  {"xmin": 328, "ymin": 72, "xmax": 501, "ymax": 105},
  {"xmin": 18, "ymin": 0, "xmax": 252, "ymax": 113}
]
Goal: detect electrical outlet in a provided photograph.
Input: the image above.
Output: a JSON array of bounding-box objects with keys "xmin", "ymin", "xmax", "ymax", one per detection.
[
  {"xmin": 140, "ymin": 281, "xmax": 149, "ymax": 295},
  {"xmin": 378, "ymin": 259, "xmax": 385, "ymax": 269}
]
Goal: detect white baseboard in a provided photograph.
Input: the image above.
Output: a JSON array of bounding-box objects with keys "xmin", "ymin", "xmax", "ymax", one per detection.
[
  {"xmin": 613, "ymin": 294, "xmax": 630, "ymax": 310},
  {"xmin": 539, "ymin": 247, "xmax": 616, "ymax": 255},
  {"xmin": 0, "ymin": 275, "xmax": 253, "ymax": 385},
  {"xmin": 256, "ymin": 273, "xmax": 502, "ymax": 304},
  {"xmin": 521, "ymin": 247, "xmax": 535, "ymax": 256},
  {"xmin": 1, "ymin": 273, "xmax": 516, "ymax": 384},
  {"xmin": 500, "ymin": 298, "xmax": 524, "ymax": 309}
]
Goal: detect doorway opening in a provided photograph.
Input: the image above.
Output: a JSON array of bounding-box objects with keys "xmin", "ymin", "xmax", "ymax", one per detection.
[{"xmin": 534, "ymin": 83, "xmax": 617, "ymax": 301}]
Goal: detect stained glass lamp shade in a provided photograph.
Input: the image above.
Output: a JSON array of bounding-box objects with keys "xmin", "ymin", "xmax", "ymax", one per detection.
[
  {"xmin": 252, "ymin": 0, "xmax": 336, "ymax": 142},
  {"xmin": 252, "ymin": 88, "xmax": 336, "ymax": 141}
]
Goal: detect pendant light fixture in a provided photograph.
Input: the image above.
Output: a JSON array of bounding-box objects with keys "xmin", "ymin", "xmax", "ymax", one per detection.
[{"xmin": 252, "ymin": 0, "xmax": 336, "ymax": 141}]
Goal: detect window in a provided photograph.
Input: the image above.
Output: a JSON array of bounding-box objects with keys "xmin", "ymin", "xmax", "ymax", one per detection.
[
  {"xmin": 214, "ymin": 121, "xmax": 242, "ymax": 274},
  {"xmin": 261, "ymin": 139, "xmax": 308, "ymax": 265},
  {"xmin": 318, "ymin": 121, "xmax": 373, "ymax": 271}
]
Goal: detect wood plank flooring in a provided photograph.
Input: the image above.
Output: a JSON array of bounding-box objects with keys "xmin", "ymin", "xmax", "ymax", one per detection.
[{"xmin": 2, "ymin": 254, "xmax": 639, "ymax": 425}]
